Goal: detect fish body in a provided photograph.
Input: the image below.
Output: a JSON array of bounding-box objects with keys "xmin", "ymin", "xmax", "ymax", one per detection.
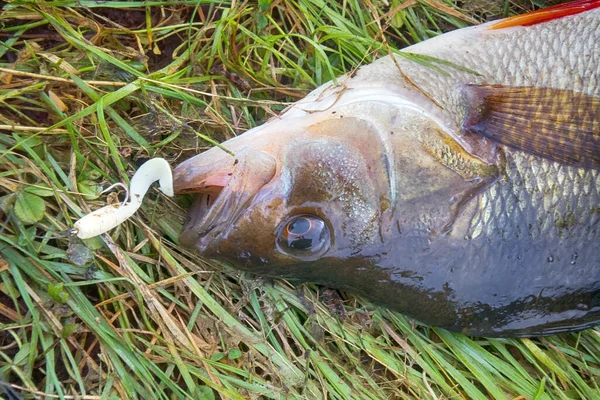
[{"xmin": 174, "ymin": 1, "xmax": 600, "ymax": 337}]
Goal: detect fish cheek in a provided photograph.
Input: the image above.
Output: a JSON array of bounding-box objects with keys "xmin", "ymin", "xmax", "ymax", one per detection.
[
  {"xmin": 283, "ymin": 140, "xmax": 381, "ymax": 252},
  {"xmin": 205, "ymin": 196, "xmax": 287, "ymax": 272}
]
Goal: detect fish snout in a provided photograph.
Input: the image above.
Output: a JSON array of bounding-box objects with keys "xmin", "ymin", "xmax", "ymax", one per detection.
[
  {"xmin": 174, "ymin": 148, "xmax": 277, "ymax": 250},
  {"xmin": 174, "ymin": 148, "xmax": 237, "ymax": 195}
]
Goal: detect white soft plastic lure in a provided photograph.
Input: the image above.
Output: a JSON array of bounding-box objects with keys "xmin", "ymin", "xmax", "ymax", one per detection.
[{"xmin": 73, "ymin": 158, "xmax": 174, "ymax": 239}]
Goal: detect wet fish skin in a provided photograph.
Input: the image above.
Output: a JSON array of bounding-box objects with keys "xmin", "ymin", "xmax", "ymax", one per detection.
[{"xmin": 174, "ymin": 4, "xmax": 600, "ymax": 337}]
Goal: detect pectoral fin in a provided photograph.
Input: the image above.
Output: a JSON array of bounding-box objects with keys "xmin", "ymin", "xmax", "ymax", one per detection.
[{"xmin": 462, "ymin": 85, "xmax": 600, "ymax": 167}]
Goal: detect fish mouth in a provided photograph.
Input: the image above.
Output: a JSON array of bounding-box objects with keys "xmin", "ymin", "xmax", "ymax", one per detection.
[{"xmin": 173, "ymin": 148, "xmax": 277, "ymax": 251}]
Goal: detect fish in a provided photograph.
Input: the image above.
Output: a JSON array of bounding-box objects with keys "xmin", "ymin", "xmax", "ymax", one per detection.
[{"xmin": 173, "ymin": 0, "xmax": 600, "ymax": 337}]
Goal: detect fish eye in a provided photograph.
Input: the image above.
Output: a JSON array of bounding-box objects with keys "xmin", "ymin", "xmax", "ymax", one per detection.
[{"xmin": 277, "ymin": 215, "xmax": 330, "ymax": 258}]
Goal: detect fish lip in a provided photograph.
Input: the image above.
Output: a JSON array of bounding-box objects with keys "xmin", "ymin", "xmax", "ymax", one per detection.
[
  {"xmin": 175, "ymin": 148, "xmax": 277, "ymax": 251},
  {"xmin": 179, "ymin": 183, "xmax": 236, "ymax": 250},
  {"xmin": 173, "ymin": 158, "xmax": 235, "ymax": 195}
]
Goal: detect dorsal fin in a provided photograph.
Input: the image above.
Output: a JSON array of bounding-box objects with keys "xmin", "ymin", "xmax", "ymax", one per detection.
[
  {"xmin": 462, "ymin": 85, "xmax": 600, "ymax": 168},
  {"xmin": 490, "ymin": 0, "xmax": 600, "ymax": 30}
]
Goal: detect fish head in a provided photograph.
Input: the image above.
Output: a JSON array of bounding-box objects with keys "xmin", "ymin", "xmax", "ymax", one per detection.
[
  {"xmin": 174, "ymin": 82, "xmax": 498, "ymax": 280},
  {"xmin": 173, "ymin": 104, "xmax": 405, "ymax": 277}
]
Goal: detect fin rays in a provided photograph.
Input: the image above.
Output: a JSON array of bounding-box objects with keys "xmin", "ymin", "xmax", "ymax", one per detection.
[{"xmin": 463, "ymin": 85, "xmax": 600, "ymax": 167}]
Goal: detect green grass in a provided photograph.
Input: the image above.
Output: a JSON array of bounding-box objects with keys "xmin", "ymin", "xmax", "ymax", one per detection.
[{"xmin": 0, "ymin": 0, "xmax": 598, "ymax": 398}]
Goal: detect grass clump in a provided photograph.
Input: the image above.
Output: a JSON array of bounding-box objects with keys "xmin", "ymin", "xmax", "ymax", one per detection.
[{"xmin": 0, "ymin": 0, "xmax": 598, "ymax": 399}]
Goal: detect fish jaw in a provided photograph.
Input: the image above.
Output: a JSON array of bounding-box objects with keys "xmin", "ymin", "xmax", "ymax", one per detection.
[{"xmin": 174, "ymin": 148, "xmax": 277, "ymax": 251}]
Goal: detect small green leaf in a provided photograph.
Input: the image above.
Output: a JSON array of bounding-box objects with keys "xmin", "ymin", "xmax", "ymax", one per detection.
[
  {"xmin": 77, "ymin": 180, "xmax": 101, "ymax": 200},
  {"xmin": 48, "ymin": 282, "xmax": 69, "ymax": 304},
  {"xmin": 61, "ymin": 323, "xmax": 79, "ymax": 338},
  {"xmin": 14, "ymin": 192, "xmax": 46, "ymax": 225},
  {"xmin": 228, "ymin": 348, "xmax": 242, "ymax": 360},
  {"xmin": 13, "ymin": 135, "xmax": 42, "ymax": 150},
  {"xmin": 210, "ymin": 352, "xmax": 225, "ymax": 362},
  {"xmin": 25, "ymin": 185, "xmax": 55, "ymax": 197},
  {"xmin": 85, "ymin": 169, "xmax": 102, "ymax": 180},
  {"xmin": 533, "ymin": 377, "xmax": 546, "ymax": 400},
  {"xmin": 81, "ymin": 236, "xmax": 104, "ymax": 250},
  {"xmin": 258, "ymin": 0, "xmax": 270, "ymax": 11},
  {"xmin": 256, "ymin": 14, "xmax": 268, "ymax": 31},
  {"xmin": 392, "ymin": 10, "xmax": 404, "ymax": 29},
  {"xmin": 17, "ymin": 226, "xmax": 36, "ymax": 247},
  {"xmin": 196, "ymin": 386, "xmax": 215, "ymax": 400},
  {"xmin": 13, "ymin": 343, "xmax": 32, "ymax": 366}
]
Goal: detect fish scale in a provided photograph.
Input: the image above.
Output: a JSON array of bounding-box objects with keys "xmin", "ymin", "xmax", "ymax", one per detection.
[
  {"xmin": 469, "ymin": 152, "xmax": 600, "ymax": 243},
  {"xmin": 360, "ymin": 9, "xmax": 600, "ymax": 119}
]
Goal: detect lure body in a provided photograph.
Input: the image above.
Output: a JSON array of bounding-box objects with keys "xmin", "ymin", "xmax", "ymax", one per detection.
[{"xmin": 74, "ymin": 158, "xmax": 173, "ymax": 239}]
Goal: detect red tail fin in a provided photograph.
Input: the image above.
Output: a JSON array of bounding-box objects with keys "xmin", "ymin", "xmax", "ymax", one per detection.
[{"xmin": 490, "ymin": 0, "xmax": 600, "ymax": 30}]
